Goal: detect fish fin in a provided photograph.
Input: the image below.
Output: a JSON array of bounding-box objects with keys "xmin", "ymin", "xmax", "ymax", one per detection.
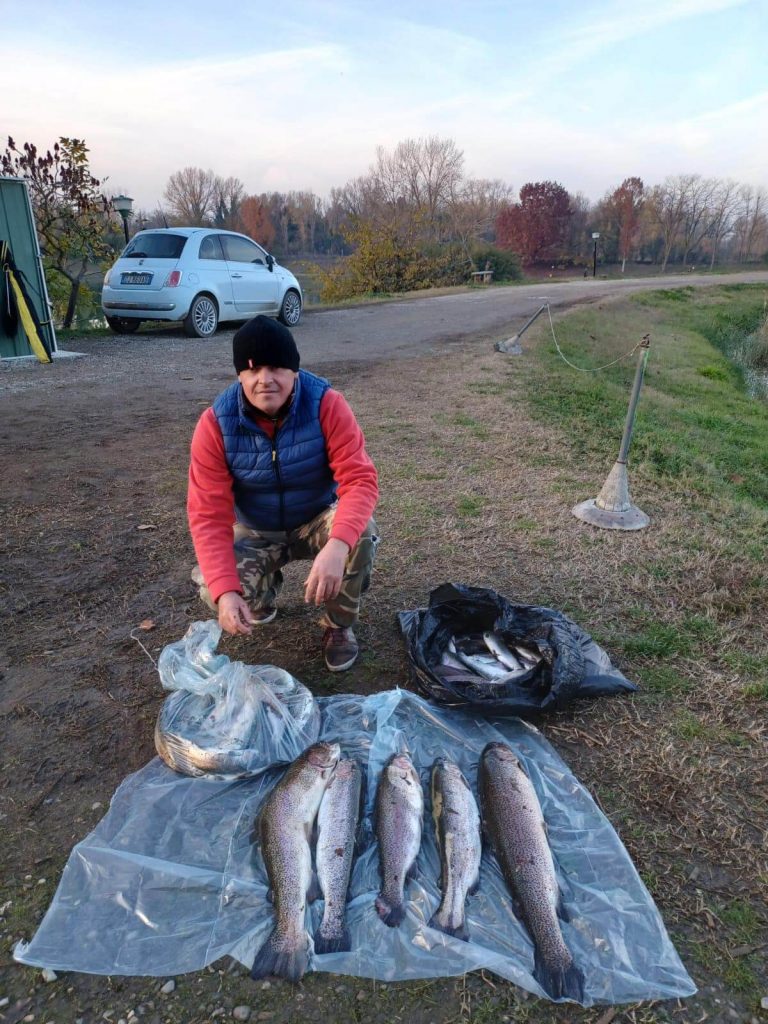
[
  {"xmin": 428, "ymin": 912, "xmax": 469, "ymax": 942},
  {"xmin": 307, "ymin": 871, "xmax": 322, "ymax": 904},
  {"xmin": 313, "ymin": 925, "xmax": 351, "ymax": 955},
  {"xmin": 406, "ymin": 861, "xmax": 419, "ymax": 881},
  {"xmin": 557, "ymin": 893, "xmax": 572, "ymax": 924},
  {"xmin": 250, "ymin": 929, "xmax": 310, "ymax": 984},
  {"xmin": 265, "ymin": 888, "xmax": 274, "ymax": 905},
  {"xmin": 533, "ymin": 951, "xmax": 585, "ymax": 1003},
  {"xmin": 375, "ymin": 893, "xmax": 405, "ymax": 927},
  {"xmin": 468, "ymin": 875, "xmax": 481, "ymax": 896}
]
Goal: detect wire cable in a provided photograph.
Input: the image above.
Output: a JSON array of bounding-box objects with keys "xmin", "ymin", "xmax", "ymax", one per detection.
[{"xmin": 545, "ymin": 303, "xmax": 642, "ymax": 372}]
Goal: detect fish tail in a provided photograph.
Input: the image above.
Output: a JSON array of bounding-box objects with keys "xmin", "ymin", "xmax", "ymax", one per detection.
[
  {"xmin": 533, "ymin": 950, "xmax": 585, "ymax": 1003},
  {"xmin": 250, "ymin": 928, "xmax": 310, "ymax": 984},
  {"xmin": 375, "ymin": 892, "xmax": 405, "ymax": 928},
  {"xmin": 313, "ymin": 924, "xmax": 352, "ymax": 955},
  {"xmin": 428, "ymin": 910, "xmax": 469, "ymax": 942}
]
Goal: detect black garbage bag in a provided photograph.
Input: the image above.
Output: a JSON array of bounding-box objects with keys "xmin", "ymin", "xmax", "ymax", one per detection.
[{"xmin": 398, "ymin": 583, "xmax": 637, "ymax": 714}]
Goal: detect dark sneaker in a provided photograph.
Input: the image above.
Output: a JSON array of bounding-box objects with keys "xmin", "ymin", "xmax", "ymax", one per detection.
[
  {"xmin": 322, "ymin": 625, "xmax": 359, "ymax": 672},
  {"xmin": 251, "ymin": 606, "xmax": 277, "ymax": 625}
]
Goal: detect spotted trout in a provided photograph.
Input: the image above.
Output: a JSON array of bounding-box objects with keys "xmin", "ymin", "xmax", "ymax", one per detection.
[
  {"xmin": 251, "ymin": 741, "xmax": 340, "ymax": 982},
  {"xmin": 314, "ymin": 758, "xmax": 362, "ymax": 955},
  {"xmin": 478, "ymin": 742, "xmax": 584, "ymax": 1002},
  {"xmin": 374, "ymin": 753, "xmax": 424, "ymax": 927},
  {"xmin": 429, "ymin": 758, "xmax": 481, "ymax": 941}
]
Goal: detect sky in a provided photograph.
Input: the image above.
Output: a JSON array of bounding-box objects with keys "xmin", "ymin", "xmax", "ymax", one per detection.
[{"xmin": 1, "ymin": 0, "xmax": 767, "ymax": 212}]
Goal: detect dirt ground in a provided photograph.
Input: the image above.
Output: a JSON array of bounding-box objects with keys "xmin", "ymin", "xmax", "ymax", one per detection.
[{"xmin": 1, "ymin": 316, "xmax": 765, "ymax": 1024}]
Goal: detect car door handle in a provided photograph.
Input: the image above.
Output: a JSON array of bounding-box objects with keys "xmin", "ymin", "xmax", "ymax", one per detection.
[{"xmin": 231, "ymin": 273, "xmax": 243, "ymax": 278}]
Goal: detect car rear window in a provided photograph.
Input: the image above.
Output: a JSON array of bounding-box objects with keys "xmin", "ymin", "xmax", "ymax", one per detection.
[{"xmin": 123, "ymin": 234, "xmax": 187, "ymax": 259}]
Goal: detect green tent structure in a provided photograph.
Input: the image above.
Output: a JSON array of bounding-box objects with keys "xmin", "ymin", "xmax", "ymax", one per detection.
[{"xmin": 1, "ymin": 176, "xmax": 57, "ymax": 361}]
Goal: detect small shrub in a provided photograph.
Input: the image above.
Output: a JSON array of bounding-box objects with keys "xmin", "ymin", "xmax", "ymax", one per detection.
[
  {"xmin": 698, "ymin": 364, "xmax": 730, "ymax": 381},
  {"xmin": 470, "ymin": 245, "xmax": 522, "ymax": 282}
]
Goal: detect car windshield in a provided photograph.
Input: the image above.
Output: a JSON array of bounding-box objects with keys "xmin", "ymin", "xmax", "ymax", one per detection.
[{"xmin": 123, "ymin": 234, "xmax": 187, "ymax": 259}]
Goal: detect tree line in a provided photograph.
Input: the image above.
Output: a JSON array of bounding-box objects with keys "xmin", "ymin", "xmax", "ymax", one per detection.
[
  {"xmin": 3, "ymin": 133, "xmax": 767, "ymax": 325},
  {"xmin": 150, "ymin": 140, "xmax": 768, "ymax": 281}
]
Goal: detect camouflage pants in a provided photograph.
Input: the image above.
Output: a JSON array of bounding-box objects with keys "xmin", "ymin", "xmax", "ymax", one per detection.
[{"xmin": 195, "ymin": 505, "xmax": 379, "ymax": 628}]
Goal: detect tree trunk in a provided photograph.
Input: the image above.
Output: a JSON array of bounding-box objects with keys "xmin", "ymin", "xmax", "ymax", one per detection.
[
  {"xmin": 63, "ymin": 279, "xmax": 80, "ymax": 329},
  {"xmin": 621, "ymin": 256, "xmax": 626, "ymax": 273}
]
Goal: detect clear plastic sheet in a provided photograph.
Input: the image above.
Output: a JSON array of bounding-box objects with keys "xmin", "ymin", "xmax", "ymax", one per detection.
[
  {"xmin": 15, "ymin": 690, "xmax": 695, "ymax": 1006},
  {"xmin": 154, "ymin": 622, "xmax": 320, "ymax": 777}
]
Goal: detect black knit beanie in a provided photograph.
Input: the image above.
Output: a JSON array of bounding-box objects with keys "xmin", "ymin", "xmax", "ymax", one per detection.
[{"xmin": 233, "ymin": 315, "xmax": 300, "ymax": 374}]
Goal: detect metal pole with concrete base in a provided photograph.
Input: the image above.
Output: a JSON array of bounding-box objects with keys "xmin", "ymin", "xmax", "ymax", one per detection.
[
  {"xmin": 495, "ymin": 303, "xmax": 549, "ymax": 354},
  {"xmin": 572, "ymin": 334, "xmax": 651, "ymax": 531}
]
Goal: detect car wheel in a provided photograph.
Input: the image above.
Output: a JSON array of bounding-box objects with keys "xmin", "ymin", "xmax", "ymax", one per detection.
[
  {"xmin": 278, "ymin": 289, "xmax": 302, "ymax": 327},
  {"xmin": 106, "ymin": 316, "xmax": 141, "ymax": 334},
  {"xmin": 184, "ymin": 295, "xmax": 219, "ymax": 338}
]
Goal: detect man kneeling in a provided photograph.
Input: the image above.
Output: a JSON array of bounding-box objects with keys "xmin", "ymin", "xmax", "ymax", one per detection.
[{"xmin": 188, "ymin": 315, "xmax": 379, "ymax": 672}]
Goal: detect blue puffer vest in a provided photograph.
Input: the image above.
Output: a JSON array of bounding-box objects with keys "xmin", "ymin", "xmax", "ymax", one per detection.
[{"xmin": 213, "ymin": 369, "xmax": 336, "ymax": 532}]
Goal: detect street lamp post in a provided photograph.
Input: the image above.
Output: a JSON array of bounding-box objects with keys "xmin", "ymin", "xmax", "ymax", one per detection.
[
  {"xmin": 592, "ymin": 232, "xmax": 600, "ymax": 278},
  {"xmin": 112, "ymin": 194, "xmax": 134, "ymax": 246}
]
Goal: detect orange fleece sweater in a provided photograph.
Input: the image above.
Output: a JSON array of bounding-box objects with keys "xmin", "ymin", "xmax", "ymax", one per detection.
[{"xmin": 187, "ymin": 388, "xmax": 378, "ymax": 603}]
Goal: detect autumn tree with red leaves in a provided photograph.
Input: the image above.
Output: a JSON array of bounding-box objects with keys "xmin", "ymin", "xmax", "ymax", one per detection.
[
  {"xmin": 609, "ymin": 177, "xmax": 644, "ymax": 272},
  {"xmin": 239, "ymin": 195, "xmax": 276, "ymax": 250},
  {"xmin": 495, "ymin": 181, "xmax": 572, "ymax": 265}
]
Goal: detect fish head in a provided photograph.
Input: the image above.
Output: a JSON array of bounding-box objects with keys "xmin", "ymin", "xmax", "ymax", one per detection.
[
  {"xmin": 305, "ymin": 740, "xmax": 341, "ymax": 779},
  {"xmin": 333, "ymin": 757, "xmax": 360, "ymax": 782},
  {"xmin": 481, "ymin": 742, "xmax": 524, "ymax": 772},
  {"xmin": 432, "ymin": 757, "xmax": 463, "ymax": 783},
  {"xmin": 384, "ymin": 753, "xmax": 421, "ymax": 799}
]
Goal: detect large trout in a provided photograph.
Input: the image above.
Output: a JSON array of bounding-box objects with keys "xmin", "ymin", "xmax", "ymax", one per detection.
[
  {"xmin": 429, "ymin": 757, "xmax": 481, "ymax": 941},
  {"xmin": 251, "ymin": 741, "xmax": 340, "ymax": 982},
  {"xmin": 478, "ymin": 742, "xmax": 584, "ymax": 1002},
  {"xmin": 314, "ymin": 757, "xmax": 362, "ymax": 954},
  {"xmin": 374, "ymin": 753, "xmax": 424, "ymax": 927}
]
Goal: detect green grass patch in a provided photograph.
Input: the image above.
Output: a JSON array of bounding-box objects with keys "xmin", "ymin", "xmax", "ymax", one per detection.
[
  {"xmin": 698, "ymin": 363, "xmax": 731, "ymax": 381},
  {"xmin": 720, "ymin": 899, "xmax": 763, "ymax": 942},
  {"xmin": 619, "ymin": 613, "xmax": 716, "ymax": 658},
  {"xmin": 670, "ymin": 712, "xmax": 746, "ymax": 745},
  {"xmin": 524, "ymin": 287, "xmax": 768, "ymax": 513},
  {"xmin": 640, "ymin": 665, "xmax": 693, "ymax": 695},
  {"xmin": 456, "ymin": 495, "xmax": 487, "ymax": 518}
]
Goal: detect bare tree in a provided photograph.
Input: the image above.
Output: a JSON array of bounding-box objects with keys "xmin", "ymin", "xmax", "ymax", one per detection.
[
  {"xmin": 647, "ymin": 176, "xmax": 693, "ymax": 271},
  {"xmin": 212, "ymin": 176, "xmax": 245, "ymax": 230},
  {"xmin": 732, "ymin": 185, "xmax": 768, "ymax": 263},
  {"xmin": 705, "ymin": 179, "xmax": 740, "ymax": 268},
  {"xmin": 678, "ymin": 175, "xmax": 719, "ymax": 267},
  {"xmin": 336, "ymin": 136, "xmax": 466, "ymax": 244},
  {"xmin": 163, "ymin": 167, "xmax": 217, "ymax": 225}
]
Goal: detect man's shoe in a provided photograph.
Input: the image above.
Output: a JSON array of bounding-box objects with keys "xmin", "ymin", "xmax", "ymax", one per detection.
[
  {"xmin": 322, "ymin": 625, "xmax": 359, "ymax": 672},
  {"xmin": 251, "ymin": 606, "xmax": 277, "ymax": 625}
]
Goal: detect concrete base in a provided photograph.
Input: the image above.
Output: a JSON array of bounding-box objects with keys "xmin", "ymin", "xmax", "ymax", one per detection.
[
  {"xmin": 1, "ymin": 350, "xmax": 86, "ymax": 365},
  {"xmin": 572, "ymin": 460, "xmax": 650, "ymax": 530},
  {"xmin": 572, "ymin": 498, "xmax": 650, "ymax": 530},
  {"xmin": 494, "ymin": 333, "xmax": 522, "ymax": 354}
]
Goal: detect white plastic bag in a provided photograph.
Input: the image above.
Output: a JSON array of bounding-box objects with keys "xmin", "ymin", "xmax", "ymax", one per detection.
[{"xmin": 154, "ymin": 621, "xmax": 320, "ymax": 778}]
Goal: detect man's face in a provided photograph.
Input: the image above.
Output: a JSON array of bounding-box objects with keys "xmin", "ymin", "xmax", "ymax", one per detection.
[{"xmin": 238, "ymin": 365, "xmax": 297, "ymax": 416}]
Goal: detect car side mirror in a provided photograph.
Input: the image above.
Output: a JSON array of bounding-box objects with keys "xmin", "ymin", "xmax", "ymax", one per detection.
[{"xmin": 266, "ymin": 254, "xmax": 274, "ymax": 272}]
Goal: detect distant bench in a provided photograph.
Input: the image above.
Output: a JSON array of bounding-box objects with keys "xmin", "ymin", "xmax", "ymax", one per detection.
[{"xmin": 471, "ymin": 270, "xmax": 493, "ymax": 284}]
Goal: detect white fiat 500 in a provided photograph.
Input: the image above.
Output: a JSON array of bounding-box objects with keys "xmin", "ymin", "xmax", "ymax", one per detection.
[{"xmin": 101, "ymin": 228, "xmax": 303, "ymax": 337}]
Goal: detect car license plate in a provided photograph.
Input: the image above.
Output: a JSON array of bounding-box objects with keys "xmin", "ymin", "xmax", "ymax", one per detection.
[{"xmin": 121, "ymin": 272, "xmax": 152, "ymax": 285}]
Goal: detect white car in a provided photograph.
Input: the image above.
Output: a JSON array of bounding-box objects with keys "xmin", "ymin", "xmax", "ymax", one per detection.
[{"xmin": 101, "ymin": 228, "xmax": 303, "ymax": 337}]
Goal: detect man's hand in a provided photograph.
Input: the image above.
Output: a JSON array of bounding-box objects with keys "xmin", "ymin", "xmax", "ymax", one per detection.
[
  {"xmin": 217, "ymin": 591, "xmax": 255, "ymax": 635},
  {"xmin": 304, "ymin": 538, "xmax": 350, "ymax": 607}
]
